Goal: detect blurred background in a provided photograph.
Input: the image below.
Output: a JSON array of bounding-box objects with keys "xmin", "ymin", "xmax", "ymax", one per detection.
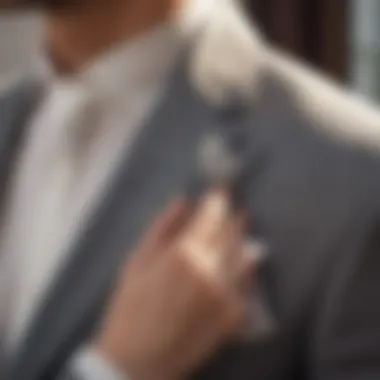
[{"xmin": 0, "ymin": 0, "xmax": 378, "ymax": 101}]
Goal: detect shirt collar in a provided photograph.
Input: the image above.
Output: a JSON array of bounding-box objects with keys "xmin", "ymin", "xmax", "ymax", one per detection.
[{"xmin": 34, "ymin": 0, "xmax": 219, "ymax": 100}]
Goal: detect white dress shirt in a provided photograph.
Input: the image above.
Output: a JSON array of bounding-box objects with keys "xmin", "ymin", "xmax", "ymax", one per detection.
[{"xmin": 0, "ymin": 0, "xmax": 218, "ymax": 377}]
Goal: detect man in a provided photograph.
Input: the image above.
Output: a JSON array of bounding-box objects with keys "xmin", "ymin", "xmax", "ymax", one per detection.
[{"xmin": 1, "ymin": 0, "xmax": 380, "ymax": 379}]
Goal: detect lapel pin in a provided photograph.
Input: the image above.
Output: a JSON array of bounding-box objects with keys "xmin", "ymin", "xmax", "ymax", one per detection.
[{"xmin": 196, "ymin": 131, "xmax": 240, "ymax": 186}]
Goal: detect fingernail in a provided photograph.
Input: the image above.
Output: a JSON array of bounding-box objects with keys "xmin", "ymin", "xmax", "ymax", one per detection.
[{"xmin": 200, "ymin": 188, "xmax": 229, "ymax": 219}]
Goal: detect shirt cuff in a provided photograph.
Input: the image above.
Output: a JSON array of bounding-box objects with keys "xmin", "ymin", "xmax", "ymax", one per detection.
[{"xmin": 71, "ymin": 345, "xmax": 127, "ymax": 380}]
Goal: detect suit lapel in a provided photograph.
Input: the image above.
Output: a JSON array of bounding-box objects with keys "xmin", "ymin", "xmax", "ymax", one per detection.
[
  {"xmin": 8, "ymin": 55, "xmax": 224, "ymax": 380},
  {"xmin": 0, "ymin": 80, "xmax": 42, "ymax": 214}
]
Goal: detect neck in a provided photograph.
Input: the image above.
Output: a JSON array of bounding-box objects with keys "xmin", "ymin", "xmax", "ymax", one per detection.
[{"xmin": 45, "ymin": 0, "xmax": 180, "ymax": 74}]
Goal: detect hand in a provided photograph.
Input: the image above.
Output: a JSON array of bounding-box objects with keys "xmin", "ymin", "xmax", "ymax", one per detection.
[{"xmin": 95, "ymin": 189, "xmax": 254, "ymax": 380}]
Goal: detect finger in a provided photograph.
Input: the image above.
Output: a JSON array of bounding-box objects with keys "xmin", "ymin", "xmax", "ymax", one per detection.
[
  {"xmin": 228, "ymin": 250, "xmax": 254, "ymax": 294},
  {"xmin": 223, "ymin": 214, "xmax": 246, "ymax": 273},
  {"xmin": 186, "ymin": 188, "xmax": 231, "ymax": 248},
  {"xmin": 177, "ymin": 189, "xmax": 233, "ymax": 278},
  {"xmin": 141, "ymin": 199, "xmax": 190, "ymax": 255}
]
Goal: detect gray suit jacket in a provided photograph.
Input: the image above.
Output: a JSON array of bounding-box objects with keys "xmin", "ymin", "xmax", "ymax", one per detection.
[{"xmin": 2, "ymin": 2, "xmax": 380, "ymax": 380}]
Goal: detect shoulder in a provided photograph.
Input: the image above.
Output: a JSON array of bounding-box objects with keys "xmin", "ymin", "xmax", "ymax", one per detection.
[
  {"xmin": 189, "ymin": 1, "xmax": 380, "ymax": 342},
  {"xmin": 265, "ymin": 48, "xmax": 380, "ymax": 151},
  {"xmin": 190, "ymin": 0, "xmax": 380, "ymax": 152}
]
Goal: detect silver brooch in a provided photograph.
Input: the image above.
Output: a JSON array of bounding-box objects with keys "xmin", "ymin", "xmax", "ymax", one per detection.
[{"xmin": 197, "ymin": 132, "xmax": 240, "ymax": 185}]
